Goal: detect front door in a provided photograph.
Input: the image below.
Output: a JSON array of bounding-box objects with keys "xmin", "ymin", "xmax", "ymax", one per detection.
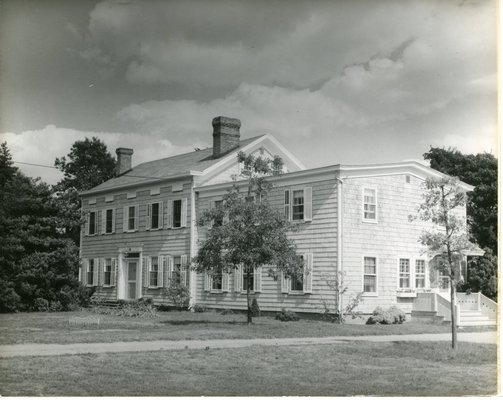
[{"xmin": 127, "ymin": 260, "xmax": 138, "ymax": 300}]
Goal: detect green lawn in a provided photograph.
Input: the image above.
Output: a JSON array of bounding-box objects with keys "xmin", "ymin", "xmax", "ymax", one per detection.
[
  {"xmin": 0, "ymin": 341, "xmax": 496, "ymax": 396},
  {"xmin": 0, "ymin": 309, "xmax": 487, "ymax": 345}
]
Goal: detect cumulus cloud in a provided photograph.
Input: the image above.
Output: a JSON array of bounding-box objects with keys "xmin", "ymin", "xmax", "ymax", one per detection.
[{"xmin": 1, "ymin": 126, "xmax": 204, "ymax": 185}]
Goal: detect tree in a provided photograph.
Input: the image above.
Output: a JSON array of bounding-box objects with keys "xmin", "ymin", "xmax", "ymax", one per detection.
[
  {"xmin": 192, "ymin": 152, "xmax": 303, "ymax": 324},
  {"xmin": 54, "ymin": 137, "xmax": 117, "ymax": 244},
  {"xmin": 413, "ymin": 177, "xmax": 480, "ymax": 350},
  {"xmin": 461, "ymin": 249, "xmax": 497, "ymax": 301},
  {"xmin": 0, "ymin": 142, "xmax": 85, "ymax": 312},
  {"xmin": 423, "ymin": 147, "xmax": 497, "ymax": 254}
]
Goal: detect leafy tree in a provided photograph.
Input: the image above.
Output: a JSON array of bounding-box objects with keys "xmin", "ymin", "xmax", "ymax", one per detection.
[
  {"xmin": 0, "ymin": 142, "xmax": 85, "ymax": 312},
  {"xmin": 192, "ymin": 152, "xmax": 303, "ymax": 324},
  {"xmin": 413, "ymin": 177, "xmax": 480, "ymax": 350},
  {"xmin": 461, "ymin": 249, "xmax": 498, "ymax": 301},
  {"xmin": 423, "ymin": 147, "xmax": 497, "ymax": 254},
  {"xmin": 54, "ymin": 137, "xmax": 116, "ymax": 244}
]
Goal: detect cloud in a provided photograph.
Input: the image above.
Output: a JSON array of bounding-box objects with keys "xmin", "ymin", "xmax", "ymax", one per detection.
[{"xmin": 1, "ymin": 126, "xmax": 203, "ymax": 185}]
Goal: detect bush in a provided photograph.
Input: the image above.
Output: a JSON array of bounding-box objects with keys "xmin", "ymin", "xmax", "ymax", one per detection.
[
  {"xmin": 366, "ymin": 306, "xmax": 406, "ymax": 325},
  {"xmin": 275, "ymin": 308, "xmax": 300, "ymax": 322},
  {"xmin": 220, "ymin": 308, "xmax": 235, "ymax": 315},
  {"xmin": 163, "ymin": 283, "xmax": 190, "ymax": 310},
  {"xmin": 49, "ymin": 300, "xmax": 63, "ymax": 312},
  {"xmin": 0, "ymin": 282, "xmax": 21, "ymax": 312},
  {"xmin": 193, "ymin": 303, "xmax": 207, "ymax": 313},
  {"xmin": 92, "ymin": 298, "xmax": 158, "ymax": 318},
  {"xmin": 251, "ymin": 298, "xmax": 260, "ymax": 317},
  {"xmin": 33, "ymin": 298, "xmax": 49, "ymax": 312}
]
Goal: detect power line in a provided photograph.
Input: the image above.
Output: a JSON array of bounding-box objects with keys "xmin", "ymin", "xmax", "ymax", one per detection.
[{"xmin": 14, "ymin": 161, "xmax": 58, "ymax": 169}]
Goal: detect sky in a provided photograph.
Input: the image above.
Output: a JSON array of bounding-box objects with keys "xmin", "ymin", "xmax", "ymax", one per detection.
[{"xmin": 0, "ymin": 0, "xmax": 498, "ymax": 185}]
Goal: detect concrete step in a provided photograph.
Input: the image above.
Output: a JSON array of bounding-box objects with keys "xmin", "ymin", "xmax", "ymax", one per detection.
[{"xmin": 458, "ymin": 320, "xmax": 497, "ymax": 326}]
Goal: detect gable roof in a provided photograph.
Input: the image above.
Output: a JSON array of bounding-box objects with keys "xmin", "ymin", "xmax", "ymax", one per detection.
[{"xmin": 81, "ymin": 135, "xmax": 264, "ymax": 196}]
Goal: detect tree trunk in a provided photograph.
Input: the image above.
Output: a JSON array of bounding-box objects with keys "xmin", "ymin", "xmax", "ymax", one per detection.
[
  {"xmin": 450, "ymin": 276, "xmax": 458, "ymax": 350},
  {"xmin": 246, "ymin": 269, "xmax": 252, "ymax": 324}
]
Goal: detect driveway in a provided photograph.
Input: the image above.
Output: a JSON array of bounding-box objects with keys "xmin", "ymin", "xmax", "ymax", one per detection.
[{"xmin": 0, "ymin": 331, "xmax": 497, "ymax": 358}]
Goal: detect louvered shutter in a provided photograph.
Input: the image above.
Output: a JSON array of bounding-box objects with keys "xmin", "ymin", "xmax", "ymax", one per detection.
[
  {"xmin": 303, "ymin": 253, "xmax": 313, "ymax": 293},
  {"xmin": 111, "ymin": 209, "xmax": 116, "ymax": 233},
  {"xmin": 304, "ymin": 187, "xmax": 312, "ymax": 222},
  {"xmin": 157, "ymin": 257, "xmax": 163, "ymax": 288},
  {"xmin": 222, "ymin": 272, "xmax": 230, "ymax": 292},
  {"xmin": 284, "ymin": 189, "xmax": 291, "ymax": 221},
  {"xmin": 165, "ymin": 256, "xmax": 173, "ymax": 287},
  {"xmin": 234, "ymin": 265, "xmax": 243, "ymax": 292},
  {"xmin": 254, "ymin": 266, "xmax": 262, "ymax": 292},
  {"xmin": 146, "ymin": 204, "xmax": 152, "ymax": 230},
  {"xmin": 101, "ymin": 210, "xmax": 106, "ymax": 234},
  {"xmin": 181, "ymin": 198, "xmax": 188, "ymax": 228},
  {"xmin": 82, "ymin": 259, "xmax": 88, "ymax": 286},
  {"xmin": 209, "ymin": 200, "xmax": 215, "ymax": 228},
  {"xmin": 166, "ymin": 201, "xmax": 172, "ymax": 228},
  {"xmin": 111, "ymin": 258, "xmax": 117, "ymax": 286},
  {"xmin": 85, "ymin": 213, "xmax": 90, "ymax": 236},
  {"xmin": 280, "ymin": 271, "xmax": 289, "ymax": 293},
  {"xmin": 134, "ymin": 205, "xmax": 139, "ymax": 231},
  {"xmin": 123, "ymin": 206, "xmax": 128, "ymax": 232},
  {"xmin": 100, "ymin": 259, "xmax": 105, "ymax": 286},
  {"xmin": 204, "ymin": 272, "xmax": 211, "ymax": 292},
  {"xmin": 93, "ymin": 258, "xmax": 99, "ymax": 287},
  {"xmin": 180, "ymin": 255, "xmax": 188, "ymax": 286},
  {"xmin": 158, "ymin": 201, "xmax": 163, "ymax": 229},
  {"xmin": 78, "ymin": 265, "xmax": 82, "ymax": 283},
  {"xmin": 142, "ymin": 256, "xmax": 148, "ymax": 289}
]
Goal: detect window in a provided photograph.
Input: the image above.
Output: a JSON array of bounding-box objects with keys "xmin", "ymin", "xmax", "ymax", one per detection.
[
  {"xmin": 173, "ymin": 200, "xmax": 182, "ymax": 228},
  {"xmin": 212, "ymin": 272, "xmax": 222, "ymax": 290},
  {"xmin": 105, "ymin": 209, "xmax": 114, "ymax": 234},
  {"xmin": 292, "ymin": 190, "xmax": 304, "ymax": 220},
  {"xmin": 104, "ymin": 258, "xmax": 112, "ymax": 286},
  {"xmin": 88, "ymin": 211, "xmax": 97, "ymax": 235},
  {"xmin": 213, "ymin": 200, "xmax": 224, "ymax": 226},
  {"xmin": 173, "ymin": 256, "xmax": 182, "ymax": 284},
  {"xmin": 147, "ymin": 202, "xmax": 162, "ymax": 230},
  {"xmin": 87, "ymin": 259, "xmax": 95, "ymax": 286},
  {"xmin": 150, "ymin": 256, "xmax": 159, "ymax": 287},
  {"xmin": 290, "ymin": 255, "xmax": 304, "ymax": 291},
  {"xmin": 399, "ymin": 258, "xmax": 411, "ymax": 288},
  {"xmin": 363, "ymin": 257, "xmax": 377, "ymax": 293},
  {"xmin": 123, "ymin": 205, "xmax": 138, "ymax": 232},
  {"xmin": 415, "ymin": 259, "xmax": 426, "ymax": 288},
  {"xmin": 242, "ymin": 266, "xmax": 254, "ymax": 291},
  {"xmin": 284, "ymin": 190, "xmax": 290, "ymax": 220},
  {"xmin": 128, "ymin": 207, "xmax": 136, "ymax": 230},
  {"xmin": 363, "ymin": 188, "xmax": 377, "ymax": 221}
]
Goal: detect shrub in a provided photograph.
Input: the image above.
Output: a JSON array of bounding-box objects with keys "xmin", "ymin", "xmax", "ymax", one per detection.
[
  {"xmin": 163, "ymin": 283, "xmax": 190, "ymax": 311},
  {"xmin": 193, "ymin": 303, "xmax": 207, "ymax": 313},
  {"xmin": 33, "ymin": 298, "xmax": 49, "ymax": 312},
  {"xmin": 275, "ymin": 308, "xmax": 300, "ymax": 322},
  {"xmin": 251, "ymin": 298, "xmax": 261, "ymax": 317},
  {"xmin": 49, "ymin": 300, "xmax": 63, "ymax": 312},
  {"xmin": 92, "ymin": 298, "xmax": 158, "ymax": 318},
  {"xmin": 366, "ymin": 306, "xmax": 406, "ymax": 325},
  {"xmin": 0, "ymin": 282, "xmax": 21, "ymax": 312},
  {"xmin": 220, "ymin": 308, "xmax": 235, "ymax": 315}
]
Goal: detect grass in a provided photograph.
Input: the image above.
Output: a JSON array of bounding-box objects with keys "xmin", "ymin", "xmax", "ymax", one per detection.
[
  {"xmin": 0, "ymin": 341, "xmax": 496, "ymax": 396},
  {"xmin": 0, "ymin": 309, "xmax": 488, "ymax": 345}
]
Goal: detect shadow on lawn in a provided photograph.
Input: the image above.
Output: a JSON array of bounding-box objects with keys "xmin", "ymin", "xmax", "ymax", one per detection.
[{"xmin": 161, "ymin": 320, "xmax": 249, "ymax": 326}]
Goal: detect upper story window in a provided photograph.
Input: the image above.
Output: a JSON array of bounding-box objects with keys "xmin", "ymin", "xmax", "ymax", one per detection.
[
  {"xmin": 105, "ymin": 209, "xmax": 115, "ymax": 234},
  {"xmin": 363, "ymin": 256, "xmax": 377, "ymax": 294},
  {"xmin": 173, "ymin": 200, "xmax": 182, "ymax": 228},
  {"xmin": 147, "ymin": 202, "xmax": 162, "ymax": 230},
  {"xmin": 123, "ymin": 205, "xmax": 138, "ymax": 232},
  {"xmin": 284, "ymin": 187, "xmax": 312, "ymax": 222},
  {"xmin": 399, "ymin": 258, "xmax": 411, "ymax": 289},
  {"xmin": 363, "ymin": 188, "xmax": 377, "ymax": 222},
  {"xmin": 88, "ymin": 211, "xmax": 97, "ymax": 235}
]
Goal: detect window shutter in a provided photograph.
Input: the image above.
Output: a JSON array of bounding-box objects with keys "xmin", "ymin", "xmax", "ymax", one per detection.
[
  {"xmin": 142, "ymin": 256, "xmax": 148, "ymax": 289},
  {"xmin": 85, "ymin": 212, "xmax": 90, "ymax": 236},
  {"xmin": 204, "ymin": 272, "xmax": 211, "ymax": 292},
  {"xmin": 254, "ymin": 266, "xmax": 262, "ymax": 292},
  {"xmin": 146, "ymin": 257, "xmax": 151, "ymax": 287},
  {"xmin": 111, "ymin": 258, "xmax": 117, "ymax": 286},
  {"xmin": 158, "ymin": 201, "xmax": 163, "ymax": 229},
  {"xmin": 181, "ymin": 198, "xmax": 188, "ymax": 227},
  {"xmin": 165, "ymin": 256, "xmax": 173, "ymax": 287},
  {"xmin": 100, "ymin": 258, "xmax": 105, "ymax": 286},
  {"xmin": 123, "ymin": 206, "xmax": 128, "ymax": 232},
  {"xmin": 134, "ymin": 205, "xmax": 139, "ymax": 231},
  {"xmin": 111, "ymin": 209, "xmax": 116, "ymax": 233},
  {"xmin": 180, "ymin": 255, "xmax": 188, "ymax": 286},
  {"xmin": 280, "ymin": 271, "xmax": 289, "ymax": 293},
  {"xmin": 304, "ymin": 187, "xmax": 312, "ymax": 222},
  {"xmin": 234, "ymin": 265, "xmax": 243, "ymax": 292},
  {"xmin": 78, "ymin": 265, "xmax": 82, "ymax": 283},
  {"xmin": 303, "ymin": 253, "xmax": 313, "ymax": 293},
  {"xmin": 284, "ymin": 189, "xmax": 291, "ymax": 221},
  {"xmin": 93, "ymin": 258, "xmax": 99, "ymax": 287},
  {"xmin": 157, "ymin": 257, "xmax": 164, "ymax": 288},
  {"xmin": 146, "ymin": 204, "xmax": 152, "ymax": 230},
  {"xmin": 101, "ymin": 210, "xmax": 106, "ymax": 235},
  {"xmin": 166, "ymin": 201, "xmax": 172, "ymax": 228},
  {"xmin": 222, "ymin": 272, "xmax": 230, "ymax": 292},
  {"xmin": 81, "ymin": 259, "xmax": 88, "ymax": 286}
]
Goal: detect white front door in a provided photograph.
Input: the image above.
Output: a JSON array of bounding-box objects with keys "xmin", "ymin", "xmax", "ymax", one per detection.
[{"xmin": 127, "ymin": 260, "xmax": 138, "ymax": 299}]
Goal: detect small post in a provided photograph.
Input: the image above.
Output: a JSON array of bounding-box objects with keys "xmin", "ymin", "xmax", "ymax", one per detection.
[
  {"xmin": 477, "ymin": 292, "xmax": 481, "ymax": 312},
  {"xmin": 455, "ymin": 304, "xmax": 461, "ymax": 327}
]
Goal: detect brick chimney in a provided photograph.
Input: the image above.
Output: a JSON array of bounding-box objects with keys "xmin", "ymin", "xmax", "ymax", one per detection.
[
  {"xmin": 212, "ymin": 116, "xmax": 241, "ymax": 158},
  {"xmin": 115, "ymin": 148, "xmax": 133, "ymax": 175}
]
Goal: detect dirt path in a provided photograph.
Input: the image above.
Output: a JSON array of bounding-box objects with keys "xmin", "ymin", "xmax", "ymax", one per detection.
[{"xmin": 0, "ymin": 331, "xmax": 496, "ymax": 358}]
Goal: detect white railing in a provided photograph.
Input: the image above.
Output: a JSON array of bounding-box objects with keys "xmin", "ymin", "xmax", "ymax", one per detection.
[
  {"xmin": 457, "ymin": 292, "xmax": 480, "ymax": 311},
  {"xmin": 413, "ymin": 292, "xmax": 436, "ymax": 312},
  {"xmin": 479, "ymin": 293, "xmax": 497, "ymax": 320},
  {"xmin": 436, "ymin": 294, "xmax": 452, "ymax": 322}
]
